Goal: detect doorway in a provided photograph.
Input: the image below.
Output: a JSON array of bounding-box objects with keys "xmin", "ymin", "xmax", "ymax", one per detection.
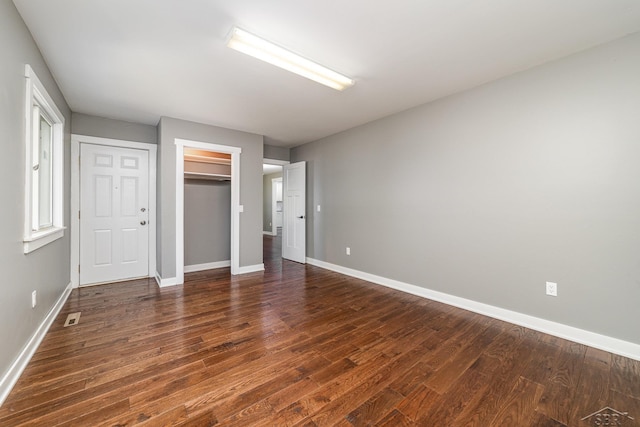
[
  {"xmin": 272, "ymin": 177, "xmax": 283, "ymax": 236},
  {"xmin": 183, "ymin": 149, "xmax": 231, "ymax": 273},
  {"xmin": 175, "ymin": 139, "xmax": 241, "ymax": 283},
  {"xmin": 263, "ymin": 160, "xmax": 287, "ymax": 238},
  {"xmin": 262, "ymin": 160, "xmax": 306, "ymax": 264},
  {"xmin": 70, "ymin": 135, "xmax": 157, "ymax": 288}
]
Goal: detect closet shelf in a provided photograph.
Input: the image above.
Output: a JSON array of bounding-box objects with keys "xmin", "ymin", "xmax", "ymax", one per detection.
[
  {"xmin": 183, "ymin": 148, "xmax": 231, "ymax": 181},
  {"xmin": 184, "ymin": 148, "xmax": 231, "ymax": 166},
  {"xmin": 184, "ymin": 172, "xmax": 231, "ymax": 181}
]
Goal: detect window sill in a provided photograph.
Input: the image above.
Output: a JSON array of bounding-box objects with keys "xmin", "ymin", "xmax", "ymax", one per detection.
[{"xmin": 24, "ymin": 226, "xmax": 65, "ymax": 254}]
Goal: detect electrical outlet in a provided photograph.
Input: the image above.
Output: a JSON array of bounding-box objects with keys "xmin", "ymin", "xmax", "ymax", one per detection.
[
  {"xmin": 346, "ymin": 247, "xmax": 351, "ymax": 256},
  {"xmin": 546, "ymin": 281, "xmax": 557, "ymax": 297},
  {"xmin": 31, "ymin": 290, "xmax": 37, "ymax": 308}
]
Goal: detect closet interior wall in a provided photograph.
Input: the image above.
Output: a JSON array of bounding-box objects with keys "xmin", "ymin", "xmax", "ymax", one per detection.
[{"xmin": 183, "ymin": 150, "xmax": 232, "ymax": 269}]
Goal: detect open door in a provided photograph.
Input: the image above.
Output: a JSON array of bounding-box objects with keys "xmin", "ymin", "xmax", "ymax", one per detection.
[{"xmin": 282, "ymin": 161, "xmax": 306, "ymax": 263}]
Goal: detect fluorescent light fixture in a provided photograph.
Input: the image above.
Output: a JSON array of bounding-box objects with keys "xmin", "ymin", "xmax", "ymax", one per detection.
[{"xmin": 226, "ymin": 27, "xmax": 354, "ymax": 91}]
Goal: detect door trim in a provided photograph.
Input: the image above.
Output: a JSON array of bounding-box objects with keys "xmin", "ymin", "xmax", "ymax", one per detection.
[
  {"xmin": 175, "ymin": 138, "xmax": 241, "ymax": 281},
  {"xmin": 71, "ymin": 135, "xmax": 157, "ymax": 288}
]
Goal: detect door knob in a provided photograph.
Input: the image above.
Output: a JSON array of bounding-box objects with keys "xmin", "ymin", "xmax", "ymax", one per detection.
[
  {"xmin": 141, "ymin": 207, "xmax": 146, "ymax": 212},
  {"xmin": 140, "ymin": 220, "xmax": 147, "ymax": 226},
  {"xmin": 297, "ymin": 216, "xmax": 305, "ymax": 219}
]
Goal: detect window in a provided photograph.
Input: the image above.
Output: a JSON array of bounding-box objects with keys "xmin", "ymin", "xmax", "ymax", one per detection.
[{"xmin": 23, "ymin": 65, "xmax": 65, "ymax": 253}]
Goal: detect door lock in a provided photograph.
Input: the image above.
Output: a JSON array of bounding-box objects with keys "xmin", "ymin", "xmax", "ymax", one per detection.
[{"xmin": 141, "ymin": 207, "xmax": 146, "ymax": 212}]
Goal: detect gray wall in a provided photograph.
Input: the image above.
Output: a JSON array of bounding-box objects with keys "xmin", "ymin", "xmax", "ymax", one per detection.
[
  {"xmin": 0, "ymin": 0, "xmax": 71, "ymax": 384},
  {"xmin": 264, "ymin": 144, "xmax": 290, "ymax": 162},
  {"xmin": 184, "ymin": 180, "xmax": 231, "ymax": 266},
  {"xmin": 157, "ymin": 117, "xmax": 263, "ymax": 278},
  {"xmin": 292, "ymin": 32, "xmax": 640, "ymax": 345},
  {"xmin": 71, "ymin": 113, "xmax": 157, "ymax": 144},
  {"xmin": 263, "ymin": 171, "xmax": 283, "ymax": 232}
]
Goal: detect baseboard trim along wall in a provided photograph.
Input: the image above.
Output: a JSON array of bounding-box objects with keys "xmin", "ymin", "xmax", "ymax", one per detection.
[
  {"xmin": 236, "ymin": 264, "xmax": 265, "ymax": 274},
  {"xmin": 306, "ymin": 257, "xmax": 640, "ymax": 361},
  {"xmin": 184, "ymin": 261, "xmax": 231, "ymax": 273},
  {"xmin": 154, "ymin": 273, "xmax": 178, "ymax": 288},
  {"xmin": 0, "ymin": 282, "xmax": 73, "ymax": 406},
  {"xmin": 156, "ymin": 263, "xmax": 263, "ymax": 288}
]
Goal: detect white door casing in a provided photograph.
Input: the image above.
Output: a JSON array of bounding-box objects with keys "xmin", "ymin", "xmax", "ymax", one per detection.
[
  {"xmin": 79, "ymin": 143, "xmax": 149, "ymax": 285},
  {"xmin": 282, "ymin": 161, "xmax": 306, "ymax": 263}
]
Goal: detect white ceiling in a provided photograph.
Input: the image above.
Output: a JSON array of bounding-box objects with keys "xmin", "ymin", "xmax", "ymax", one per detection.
[{"xmin": 13, "ymin": 1, "xmax": 640, "ymax": 147}]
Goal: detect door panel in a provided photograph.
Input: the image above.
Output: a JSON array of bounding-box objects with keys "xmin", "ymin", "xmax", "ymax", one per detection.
[
  {"xmin": 80, "ymin": 143, "xmax": 149, "ymax": 285},
  {"xmin": 282, "ymin": 161, "xmax": 306, "ymax": 263}
]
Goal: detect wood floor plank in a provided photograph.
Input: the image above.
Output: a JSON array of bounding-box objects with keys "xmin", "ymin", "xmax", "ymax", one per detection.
[
  {"xmin": 374, "ymin": 409, "xmax": 414, "ymax": 426},
  {"xmin": 173, "ymin": 409, "xmax": 218, "ymax": 427},
  {"xmin": 611, "ymin": 353, "xmax": 640, "ymax": 398},
  {"xmin": 424, "ymin": 320, "xmax": 502, "ymax": 393},
  {"xmin": 388, "ymin": 361, "xmax": 434, "ymax": 397},
  {"xmin": 489, "ymin": 376, "xmax": 544, "ymax": 426},
  {"xmin": 130, "ymin": 405, "xmax": 190, "ymax": 427},
  {"xmin": 307, "ymin": 339, "xmax": 433, "ymax": 426},
  {"xmin": 395, "ymin": 383, "xmax": 441, "ymax": 422},
  {"xmin": 452, "ymin": 330, "xmax": 538, "ymax": 426},
  {"xmin": 570, "ymin": 347, "xmax": 611, "ymax": 425},
  {"xmin": 536, "ymin": 341, "xmax": 587, "ymax": 426},
  {"xmin": 415, "ymin": 367, "xmax": 490, "ymax": 425},
  {"xmin": 344, "ymin": 387, "xmax": 404, "ymax": 426},
  {"xmin": 267, "ymin": 377, "xmax": 319, "ymax": 413},
  {"xmin": 1, "ymin": 233, "xmax": 638, "ymax": 426},
  {"xmin": 57, "ymin": 398, "xmax": 130, "ymax": 427},
  {"xmin": 529, "ymin": 412, "xmax": 567, "ymax": 426},
  {"xmin": 606, "ymin": 390, "xmax": 640, "ymax": 426}
]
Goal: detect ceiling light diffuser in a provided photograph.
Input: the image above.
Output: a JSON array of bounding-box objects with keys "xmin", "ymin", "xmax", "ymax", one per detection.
[{"xmin": 226, "ymin": 27, "xmax": 354, "ymax": 91}]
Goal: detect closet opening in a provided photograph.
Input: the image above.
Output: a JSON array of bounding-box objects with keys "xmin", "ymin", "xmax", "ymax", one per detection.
[
  {"xmin": 175, "ymin": 139, "xmax": 241, "ymax": 284},
  {"xmin": 183, "ymin": 149, "xmax": 231, "ymax": 274}
]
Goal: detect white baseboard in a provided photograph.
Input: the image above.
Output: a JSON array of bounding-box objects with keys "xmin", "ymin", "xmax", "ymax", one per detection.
[
  {"xmin": 157, "ymin": 262, "xmax": 264, "ymax": 285},
  {"xmin": 236, "ymin": 263, "xmax": 265, "ymax": 274},
  {"xmin": 0, "ymin": 282, "xmax": 73, "ymax": 406},
  {"xmin": 184, "ymin": 260, "xmax": 231, "ymax": 273},
  {"xmin": 155, "ymin": 273, "xmax": 178, "ymax": 288},
  {"xmin": 306, "ymin": 258, "xmax": 640, "ymax": 361}
]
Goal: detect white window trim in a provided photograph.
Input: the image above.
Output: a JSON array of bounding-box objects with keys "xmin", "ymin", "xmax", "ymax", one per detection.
[{"xmin": 23, "ymin": 65, "xmax": 65, "ymax": 253}]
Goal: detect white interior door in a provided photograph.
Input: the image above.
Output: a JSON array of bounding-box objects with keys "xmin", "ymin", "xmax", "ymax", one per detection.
[
  {"xmin": 80, "ymin": 143, "xmax": 149, "ymax": 285},
  {"xmin": 282, "ymin": 161, "xmax": 306, "ymax": 263}
]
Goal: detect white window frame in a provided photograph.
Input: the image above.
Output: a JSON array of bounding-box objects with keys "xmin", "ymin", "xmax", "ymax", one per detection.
[{"xmin": 23, "ymin": 65, "xmax": 65, "ymax": 253}]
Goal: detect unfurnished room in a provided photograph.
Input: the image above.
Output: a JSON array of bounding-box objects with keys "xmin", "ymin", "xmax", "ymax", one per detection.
[{"xmin": 1, "ymin": 1, "xmax": 640, "ymax": 425}]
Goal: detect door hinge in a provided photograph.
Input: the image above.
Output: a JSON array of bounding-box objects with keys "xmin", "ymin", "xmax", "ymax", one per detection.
[
  {"xmin": 78, "ymin": 265, "xmax": 80, "ymax": 273},
  {"xmin": 78, "ymin": 211, "xmax": 80, "ymax": 220}
]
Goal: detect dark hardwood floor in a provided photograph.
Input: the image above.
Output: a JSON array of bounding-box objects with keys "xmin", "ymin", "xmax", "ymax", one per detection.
[{"xmin": 1, "ymin": 234, "xmax": 639, "ymax": 426}]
